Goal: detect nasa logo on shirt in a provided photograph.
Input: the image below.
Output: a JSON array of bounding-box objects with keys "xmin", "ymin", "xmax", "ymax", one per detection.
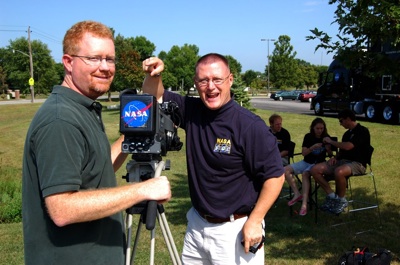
[{"xmin": 213, "ymin": 138, "xmax": 231, "ymax": 154}]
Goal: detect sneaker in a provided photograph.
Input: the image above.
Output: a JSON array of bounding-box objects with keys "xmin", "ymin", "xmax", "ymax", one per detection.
[
  {"xmin": 320, "ymin": 196, "xmax": 337, "ymax": 212},
  {"xmin": 329, "ymin": 198, "xmax": 348, "ymax": 215}
]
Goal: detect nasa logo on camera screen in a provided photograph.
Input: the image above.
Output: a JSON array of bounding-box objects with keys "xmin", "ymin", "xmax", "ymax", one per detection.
[{"xmin": 122, "ymin": 100, "xmax": 152, "ymax": 128}]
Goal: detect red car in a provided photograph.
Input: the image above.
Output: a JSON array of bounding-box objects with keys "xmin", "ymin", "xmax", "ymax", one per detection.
[{"xmin": 298, "ymin": 91, "xmax": 317, "ymax": 102}]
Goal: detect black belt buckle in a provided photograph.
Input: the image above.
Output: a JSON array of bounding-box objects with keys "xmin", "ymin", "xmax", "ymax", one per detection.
[{"xmin": 203, "ymin": 214, "xmax": 214, "ymax": 221}]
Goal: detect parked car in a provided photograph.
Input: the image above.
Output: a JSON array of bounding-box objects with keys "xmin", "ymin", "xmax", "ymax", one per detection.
[
  {"xmin": 298, "ymin": 91, "xmax": 317, "ymax": 102},
  {"xmin": 270, "ymin": 90, "xmax": 300, "ymax": 101}
]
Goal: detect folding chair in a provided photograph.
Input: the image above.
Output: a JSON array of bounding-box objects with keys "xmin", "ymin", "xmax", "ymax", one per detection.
[
  {"xmin": 313, "ymin": 145, "xmax": 382, "ymax": 231},
  {"xmin": 346, "ymin": 146, "xmax": 382, "ymax": 230},
  {"xmin": 280, "ymin": 141, "xmax": 298, "ymax": 201}
]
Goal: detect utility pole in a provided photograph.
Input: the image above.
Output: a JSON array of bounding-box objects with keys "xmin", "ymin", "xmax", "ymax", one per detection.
[
  {"xmin": 27, "ymin": 26, "xmax": 34, "ymax": 103},
  {"xmin": 261, "ymin": 38, "xmax": 275, "ymax": 95}
]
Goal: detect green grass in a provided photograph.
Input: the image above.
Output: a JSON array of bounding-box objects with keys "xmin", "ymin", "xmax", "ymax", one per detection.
[{"xmin": 0, "ymin": 99, "xmax": 399, "ymax": 265}]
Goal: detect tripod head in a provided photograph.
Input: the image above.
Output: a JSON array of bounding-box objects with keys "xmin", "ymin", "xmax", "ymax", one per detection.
[{"xmin": 123, "ymin": 155, "xmax": 167, "ymax": 230}]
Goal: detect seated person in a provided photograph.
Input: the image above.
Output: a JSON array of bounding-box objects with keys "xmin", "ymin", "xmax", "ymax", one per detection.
[
  {"xmin": 310, "ymin": 109, "xmax": 371, "ymax": 215},
  {"xmin": 269, "ymin": 114, "xmax": 291, "ymax": 166},
  {"xmin": 285, "ymin": 118, "xmax": 332, "ymax": 216}
]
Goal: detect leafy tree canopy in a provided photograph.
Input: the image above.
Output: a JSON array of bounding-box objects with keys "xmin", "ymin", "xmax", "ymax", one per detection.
[
  {"xmin": 269, "ymin": 35, "xmax": 298, "ymax": 89},
  {"xmin": 160, "ymin": 44, "xmax": 199, "ymax": 92},
  {"xmin": 0, "ymin": 37, "xmax": 59, "ymax": 95},
  {"xmin": 306, "ymin": 0, "xmax": 400, "ymax": 73}
]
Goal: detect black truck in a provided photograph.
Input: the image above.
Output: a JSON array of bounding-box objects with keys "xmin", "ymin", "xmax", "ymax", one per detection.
[{"xmin": 311, "ymin": 42, "xmax": 400, "ymax": 124}]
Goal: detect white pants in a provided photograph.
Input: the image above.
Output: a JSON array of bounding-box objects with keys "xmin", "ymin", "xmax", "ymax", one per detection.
[{"xmin": 181, "ymin": 207, "xmax": 265, "ymax": 265}]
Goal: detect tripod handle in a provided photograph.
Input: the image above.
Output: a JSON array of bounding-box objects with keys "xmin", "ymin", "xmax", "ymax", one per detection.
[
  {"xmin": 145, "ymin": 160, "xmax": 166, "ymax": 230},
  {"xmin": 145, "ymin": 200, "xmax": 158, "ymax": 230}
]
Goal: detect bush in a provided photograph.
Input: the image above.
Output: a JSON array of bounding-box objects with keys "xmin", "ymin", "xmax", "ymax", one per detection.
[{"xmin": 0, "ymin": 180, "xmax": 22, "ymax": 223}]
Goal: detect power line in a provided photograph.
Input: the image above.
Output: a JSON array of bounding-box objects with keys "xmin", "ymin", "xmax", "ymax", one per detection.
[
  {"xmin": 0, "ymin": 26, "xmax": 62, "ymax": 45},
  {"xmin": 0, "ymin": 29, "xmax": 26, "ymax": 32},
  {"xmin": 30, "ymin": 26, "xmax": 62, "ymax": 44}
]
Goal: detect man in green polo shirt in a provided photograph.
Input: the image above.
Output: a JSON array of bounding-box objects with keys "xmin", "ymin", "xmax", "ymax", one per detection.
[{"xmin": 22, "ymin": 20, "xmax": 171, "ymax": 265}]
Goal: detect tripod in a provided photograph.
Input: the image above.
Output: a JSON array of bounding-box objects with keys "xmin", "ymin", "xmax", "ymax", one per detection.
[{"xmin": 124, "ymin": 159, "xmax": 182, "ymax": 265}]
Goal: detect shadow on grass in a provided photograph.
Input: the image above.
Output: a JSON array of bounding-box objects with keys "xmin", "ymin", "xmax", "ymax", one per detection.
[{"xmin": 264, "ymin": 185, "xmax": 400, "ymax": 264}]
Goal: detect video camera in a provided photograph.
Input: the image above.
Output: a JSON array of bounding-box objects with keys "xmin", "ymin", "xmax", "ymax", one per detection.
[
  {"xmin": 120, "ymin": 89, "xmax": 183, "ymax": 230},
  {"xmin": 119, "ymin": 89, "xmax": 183, "ymax": 158}
]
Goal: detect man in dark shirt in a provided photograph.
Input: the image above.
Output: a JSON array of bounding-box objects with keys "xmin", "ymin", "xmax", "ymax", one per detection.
[
  {"xmin": 311, "ymin": 109, "xmax": 371, "ymax": 214},
  {"xmin": 269, "ymin": 114, "xmax": 291, "ymax": 166},
  {"xmin": 142, "ymin": 54, "xmax": 284, "ymax": 264}
]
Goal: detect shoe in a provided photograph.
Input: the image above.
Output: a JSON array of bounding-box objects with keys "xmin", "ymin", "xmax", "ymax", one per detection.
[
  {"xmin": 288, "ymin": 195, "xmax": 303, "ymax": 206},
  {"xmin": 299, "ymin": 207, "xmax": 307, "ymax": 216},
  {"xmin": 329, "ymin": 198, "xmax": 348, "ymax": 215},
  {"xmin": 320, "ymin": 196, "xmax": 337, "ymax": 212}
]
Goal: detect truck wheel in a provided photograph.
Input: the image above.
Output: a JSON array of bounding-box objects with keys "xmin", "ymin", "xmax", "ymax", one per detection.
[
  {"xmin": 314, "ymin": 102, "xmax": 324, "ymax": 116},
  {"xmin": 365, "ymin": 104, "xmax": 378, "ymax": 121},
  {"xmin": 382, "ymin": 104, "xmax": 398, "ymax": 124}
]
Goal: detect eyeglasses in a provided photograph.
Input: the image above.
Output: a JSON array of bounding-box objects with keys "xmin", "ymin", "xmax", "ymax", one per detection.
[
  {"xmin": 195, "ymin": 74, "xmax": 231, "ymax": 88},
  {"xmin": 71, "ymin": 55, "xmax": 117, "ymax": 66}
]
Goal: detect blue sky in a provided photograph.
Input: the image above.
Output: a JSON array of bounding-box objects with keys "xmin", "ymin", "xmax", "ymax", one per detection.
[{"xmin": 1, "ymin": 0, "xmax": 339, "ymax": 72}]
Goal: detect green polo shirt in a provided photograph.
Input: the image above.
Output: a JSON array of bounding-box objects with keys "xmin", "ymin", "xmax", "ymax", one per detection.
[{"xmin": 22, "ymin": 85, "xmax": 125, "ymax": 265}]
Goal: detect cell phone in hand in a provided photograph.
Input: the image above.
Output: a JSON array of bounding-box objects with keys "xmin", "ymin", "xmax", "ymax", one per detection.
[{"xmin": 241, "ymin": 235, "xmax": 265, "ymax": 254}]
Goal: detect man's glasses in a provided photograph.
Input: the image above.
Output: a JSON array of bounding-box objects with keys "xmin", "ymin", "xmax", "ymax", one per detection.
[
  {"xmin": 195, "ymin": 74, "xmax": 231, "ymax": 88},
  {"xmin": 71, "ymin": 55, "xmax": 117, "ymax": 66}
]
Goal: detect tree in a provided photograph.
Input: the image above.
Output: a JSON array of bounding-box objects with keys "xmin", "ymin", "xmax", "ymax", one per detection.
[
  {"xmin": 226, "ymin": 55, "xmax": 252, "ymax": 109},
  {"xmin": 0, "ymin": 37, "xmax": 60, "ymax": 96},
  {"xmin": 129, "ymin": 36, "xmax": 156, "ymax": 61},
  {"xmin": 112, "ymin": 34, "xmax": 151, "ymax": 95},
  {"xmin": 269, "ymin": 35, "xmax": 298, "ymax": 89},
  {"xmin": 306, "ymin": 0, "xmax": 400, "ymax": 73},
  {"xmin": 0, "ymin": 65, "xmax": 8, "ymax": 96},
  {"xmin": 242, "ymin": 70, "xmax": 258, "ymax": 87},
  {"xmin": 292, "ymin": 59, "xmax": 319, "ymax": 89},
  {"xmin": 226, "ymin": 55, "xmax": 242, "ymax": 78},
  {"xmin": 243, "ymin": 70, "xmax": 264, "ymax": 95},
  {"xmin": 161, "ymin": 44, "xmax": 199, "ymax": 92}
]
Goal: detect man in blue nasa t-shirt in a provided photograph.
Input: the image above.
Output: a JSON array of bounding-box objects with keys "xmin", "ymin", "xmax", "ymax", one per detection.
[{"xmin": 142, "ymin": 53, "xmax": 284, "ymax": 264}]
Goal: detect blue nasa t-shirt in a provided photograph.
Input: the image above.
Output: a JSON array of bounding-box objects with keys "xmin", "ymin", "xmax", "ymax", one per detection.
[{"xmin": 164, "ymin": 91, "xmax": 283, "ymax": 218}]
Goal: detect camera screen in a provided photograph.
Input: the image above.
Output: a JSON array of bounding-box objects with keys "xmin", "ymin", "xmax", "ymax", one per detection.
[{"xmin": 120, "ymin": 94, "xmax": 157, "ymax": 135}]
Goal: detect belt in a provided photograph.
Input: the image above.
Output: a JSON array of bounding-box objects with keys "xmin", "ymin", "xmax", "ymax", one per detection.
[{"xmin": 197, "ymin": 211, "xmax": 249, "ymax": 224}]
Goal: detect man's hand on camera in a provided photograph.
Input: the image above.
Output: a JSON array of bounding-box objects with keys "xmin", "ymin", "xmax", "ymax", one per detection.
[{"xmin": 143, "ymin": 57, "xmax": 164, "ymax": 77}]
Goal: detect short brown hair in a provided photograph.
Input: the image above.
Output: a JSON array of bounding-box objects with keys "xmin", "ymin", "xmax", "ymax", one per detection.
[
  {"xmin": 338, "ymin": 109, "xmax": 356, "ymax": 121},
  {"xmin": 63, "ymin": 20, "xmax": 114, "ymax": 55},
  {"xmin": 269, "ymin": 113, "xmax": 282, "ymax": 125},
  {"xmin": 195, "ymin": 53, "xmax": 230, "ymax": 75}
]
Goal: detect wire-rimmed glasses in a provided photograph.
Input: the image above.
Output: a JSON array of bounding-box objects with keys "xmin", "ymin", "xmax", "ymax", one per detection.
[
  {"xmin": 71, "ymin": 55, "xmax": 117, "ymax": 66},
  {"xmin": 195, "ymin": 74, "xmax": 231, "ymax": 88}
]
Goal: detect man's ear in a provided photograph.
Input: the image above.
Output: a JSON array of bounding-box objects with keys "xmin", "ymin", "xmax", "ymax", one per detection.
[{"xmin": 62, "ymin": 54, "xmax": 73, "ymax": 73}]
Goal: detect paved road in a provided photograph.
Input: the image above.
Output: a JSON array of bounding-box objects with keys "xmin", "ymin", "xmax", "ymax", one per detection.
[
  {"xmin": 0, "ymin": 95, "xmax": 111, "ymax": 105},
  {"xmin": 0, "ymin": 98, "xmax": 45, "ymax": 105},
  {"xmin": 250, "ymin": 97, "xmax": 315, "ymax": 115},
  {"xmin": 1, "ymin": 96, "xmax": 315, "ymax": 115},
  {"xmin": 2, "ymin": 95, "xmax": 367, "ymax": 122},
  {"xmin": 250, "ymin": 97, "xmax": 369, "ymax": 121}
]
